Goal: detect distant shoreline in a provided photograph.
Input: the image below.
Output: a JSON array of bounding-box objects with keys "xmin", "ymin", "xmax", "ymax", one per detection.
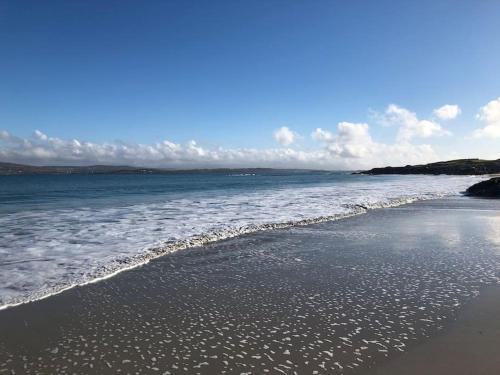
[
  {"xmin": 0, "ymin": 161, "xmax": 328, "ymax": 176},
  {"xmin": 2, "ymin": 158, "xmax": 500, "ymax": 176}
]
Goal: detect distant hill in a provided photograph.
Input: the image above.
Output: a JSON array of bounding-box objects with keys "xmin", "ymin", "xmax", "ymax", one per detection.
[
  {"xmin": 360, "ymin": 159, "xmax": 500, "ymax": 175},
  {"xmin": 0, "ymin": 162, "xmax": 315, "ymax": 176},
  {"xmin": 5, "ymin": 159, "xmax": 499, "ymax": 176},
  {"xmin": 0, "ymin": 162, "xmax": 166, "ymax": 175}
]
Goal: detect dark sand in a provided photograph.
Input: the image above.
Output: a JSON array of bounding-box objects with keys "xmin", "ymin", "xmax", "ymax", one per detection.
[
  {"xmin": 369, "ymin": 285, "xmax": 500, "ymax": 375},
  {"xmin": 1, "ymin": 197, "xmax": 500, "ymax": 374}
]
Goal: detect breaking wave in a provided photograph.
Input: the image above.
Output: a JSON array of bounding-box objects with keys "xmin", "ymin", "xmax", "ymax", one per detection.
[{"xmin": 0, "ymin": 174, "xmax": 484, "ymax": 310}]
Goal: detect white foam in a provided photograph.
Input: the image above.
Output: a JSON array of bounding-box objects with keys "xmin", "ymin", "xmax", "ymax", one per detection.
[{"xmin": 0, "ymin": 175, "xmax": 484, "ymax": 309}]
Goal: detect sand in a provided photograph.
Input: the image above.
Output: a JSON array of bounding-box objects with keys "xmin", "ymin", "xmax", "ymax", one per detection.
[
  {"xmin": 368, "ymin": 284, "xmax": 500, "ymax": 375},
  {"xmin": 0, "ymin": 196, "xmax": 500, "ymax": 374}
]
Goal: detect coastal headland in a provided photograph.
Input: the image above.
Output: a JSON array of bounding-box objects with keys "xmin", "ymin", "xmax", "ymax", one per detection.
[{"xmin": 360, "ymin": 158, "xmax": 500, "ymax": 176}]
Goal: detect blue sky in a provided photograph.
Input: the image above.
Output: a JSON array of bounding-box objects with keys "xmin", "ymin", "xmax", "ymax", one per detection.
[{"xmin": 1, "ymin": 0, "xmax": 500, "ymax": 168}]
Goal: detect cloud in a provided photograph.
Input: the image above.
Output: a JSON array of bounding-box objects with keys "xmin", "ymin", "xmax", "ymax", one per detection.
[
  {"xmin": 382, "ymin": 104, "xmax": 451, "ymax": 141},
  {"xmin": 273, "ymin": 126, "xmax": 296, "ymax": 146},
  {"xmin": 312, "ymin": 122, "xmax": 438, "ymax": 166},
  {"xmin": 0, "ymin": 127, "xmax": 440, "ymax": 170},
  {"xmin": 34, "ymin": 129, "xmax": 49, "ymax": 141},
  {"xmin": 433, "ymin": 104, "xmax": 461, "ymax": 120},
  {"xmin": 0, "ymin": 131, "xmax": 315, "ymax": 168},
  {"xmin": 473, "ymin": 97, "xmax": 500, "ymax": 138},
  {"xmin": 313, "ymin": 122, "xmax": 374, "ymax": 158},
  {"xmin": 1, "ymin": 104, "xmax": 456, "ymax": 170},
  {"xmin": 311, "ymin": 128, "xmax": 334, "ymax": 142}
]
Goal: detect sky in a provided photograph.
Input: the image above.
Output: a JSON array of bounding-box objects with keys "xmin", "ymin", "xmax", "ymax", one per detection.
[{"xmin": 1, "ymin": 0, "xmax": 500, "ymax": 169}]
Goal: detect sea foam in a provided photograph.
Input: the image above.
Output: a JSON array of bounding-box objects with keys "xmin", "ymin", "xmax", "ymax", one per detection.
[{"xmin": 0, "ymin": 174, "xmax": 484, "ymax": 309}]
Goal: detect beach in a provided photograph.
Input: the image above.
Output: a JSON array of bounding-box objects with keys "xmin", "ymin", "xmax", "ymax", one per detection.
[
  {"xmin": 2, "ymin": 0, "xmax": 499, "ymax": 373},
  {"xmin": 0, "ymin": 196, "xmax": 499, "ymax": 374},
  {"xmin": 369, "ymin": 284, "xmax": 500, "ymax": 375}
]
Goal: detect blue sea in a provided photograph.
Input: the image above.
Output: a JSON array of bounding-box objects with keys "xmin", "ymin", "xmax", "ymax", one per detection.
[{"xmin": 0, "ymin": 171, "xmax": 482, "ymax": 308}]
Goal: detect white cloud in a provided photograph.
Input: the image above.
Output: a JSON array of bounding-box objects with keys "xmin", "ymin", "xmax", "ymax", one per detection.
[
  {"xmin": 313, "ymin": 122, "xmax": 374, "ymax": 158},
  {"xmin": 0, "ymin": 128, "xmax": 440, "ymax": 170},
  {"xmin": 473, "ymin": 97, "xmax": 500, "ymax": 138},
  {"xmin": 312, "ymin": 122, "xmax": 438, "ymax": 166},
  {"xmin": 0, "ymin": 130, "xmax": 332, "ymax": 169},
  {"xmin": 34, "ymin": 129, "xmax": 49, "ymax": 141},
  {"xmin": 433, "ymin": 104, "xmax": 461, "ymax": 120},
  {"xmin": 1, "ymin": 104, "xmax": 462, "ymax": 170},
  {"xmin": 383, "ymin": 104, "xmax": 450, "ymax": 141},
  {"xmin": 273, "ymin": 126, "xmax": 296, "ymax": 146},
  {"xmin": 311, "ymin": 128, "xmax": 334, "ymax": 142}
]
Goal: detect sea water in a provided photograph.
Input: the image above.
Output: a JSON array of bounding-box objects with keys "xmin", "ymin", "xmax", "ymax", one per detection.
[{"xmin": 0, "ymin": 171, "xmax": 483, "ymax": 308}]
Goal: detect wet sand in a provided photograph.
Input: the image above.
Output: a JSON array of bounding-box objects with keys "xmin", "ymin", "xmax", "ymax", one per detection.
[
  {"xmin": 369, "ymin": 285, "xmax": 500, "ymax": 375},
  {"xmin": 1, "ymin": 197, "xmax": 500, "ymax": 374}
]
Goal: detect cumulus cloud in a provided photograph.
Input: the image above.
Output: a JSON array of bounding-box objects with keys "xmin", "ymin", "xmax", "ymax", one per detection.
[
  {"xmin": 0, "ymin": 127, "xmax": 440, "ymax": 170},
  {"xmin": 313, "ymin": 122, "xmax": 374, "ymax": 158},
  {"xmin": 0, "ymin": 129, "xmax": 325, "ymax": 169},
  {"xmin": 382, "ymin": 104, "xmax": 450, "ymax": 141},
  {"xmin": 34, "ymin": 129, "xmax": 49, "ymax": 141},
  {"xmin": 473, "ymin": 97, "xmax": 500, "ymax": 138},
  {"xmin": 311, "ymin": 128, "xmax": 334, "ymax": 143},
  {"xmin": 273, "ymin": 126, "xmax": 296, "ymax": 146},
  {"xmin": 433, "ymin": 104, "xmax": 461, "ymax": 120},
  {"xmin": 311, "ymin": 122, "xmax": 438, "ymax": 166},
  {"xmin": 1, "ymin": 104, "xmax": 458, "ymax": 170}
]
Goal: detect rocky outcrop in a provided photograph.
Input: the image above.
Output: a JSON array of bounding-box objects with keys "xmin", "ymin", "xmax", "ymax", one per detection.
[
  {"xmin": 361, "ymin": 159, "xmax": 500, "ymax": 175},
  {"xmin": 465, "ymin": 178, "xmax": 500, "ymax": 198}
]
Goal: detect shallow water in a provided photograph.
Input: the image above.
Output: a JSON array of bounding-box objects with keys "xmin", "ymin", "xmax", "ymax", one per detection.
[{"xmin": 0, "ymin": 171, "xmax": 483, "ymax": 307}]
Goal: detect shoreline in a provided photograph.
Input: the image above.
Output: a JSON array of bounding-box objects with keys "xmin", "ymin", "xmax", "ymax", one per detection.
[
  {"xmin": 0, "ymin": 193, "xmax": 453, "ymax": 312},
  {"xmin": 0, "ymin": 209, "xmax": 368, "ymax": 312},
  {"xmin": 1, "ymin": 196, "xmax": 500, "ymax": 374}
]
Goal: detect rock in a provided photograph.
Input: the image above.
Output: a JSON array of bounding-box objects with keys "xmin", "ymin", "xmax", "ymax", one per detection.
[{"xmin": 465, "ymin": 178, "xmax": 500, "ymax": 198}]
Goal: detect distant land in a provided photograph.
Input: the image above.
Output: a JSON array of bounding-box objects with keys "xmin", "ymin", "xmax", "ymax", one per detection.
[
  {"xmin": 3, "ymin": 159, "xmax": 500, "ymax": 176},
  {"xmin": 0, "ymin": 162, "xmax": 319, "ymax": 176},
  {"xmin": 361, "ymin": 159, "xmax": 500, "ymax": 175}
]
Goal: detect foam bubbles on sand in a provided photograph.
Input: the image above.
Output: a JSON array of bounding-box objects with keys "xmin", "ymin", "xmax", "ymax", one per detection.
[{"xmin": 0, "ymin": 175, "xmax": 483, "ymax": 308}]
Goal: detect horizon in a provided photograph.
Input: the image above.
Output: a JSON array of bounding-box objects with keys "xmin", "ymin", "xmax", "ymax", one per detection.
[
  {"xmin": 1, "ymin": 1, "xmax": 500, "ymax": 169},
  {"xmin": 0, "ymin": 160, "xmax": 331, "ymax": 171},
  {"xmin": 2, "ymin": 157, "xmax": 499, "ymax": 174}
]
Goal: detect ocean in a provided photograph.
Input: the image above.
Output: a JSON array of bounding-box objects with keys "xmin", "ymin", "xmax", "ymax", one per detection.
[{"xmin": 0, "ymin": 171, "xmax": 483, "ymax": 308}]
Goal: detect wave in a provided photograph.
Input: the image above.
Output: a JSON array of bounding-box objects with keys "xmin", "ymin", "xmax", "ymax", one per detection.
[
  {"xmin": 0, "ymin": 175, "xmax": 484, "ymax": 310},
  {"xmin": 0, "ymin": 193, "xmax": 455, "ymax": 311}
]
